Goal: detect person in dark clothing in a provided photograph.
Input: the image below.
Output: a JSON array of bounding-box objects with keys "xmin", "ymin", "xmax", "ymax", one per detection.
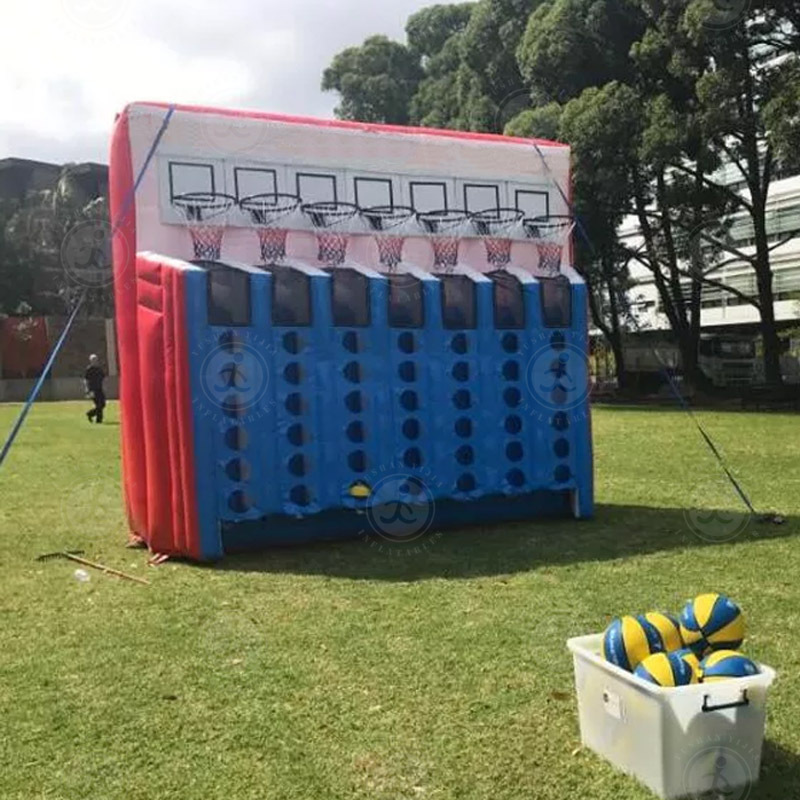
[{"xmin": 84, "ymin": 354, "xmax": 106, "ymax": 423}]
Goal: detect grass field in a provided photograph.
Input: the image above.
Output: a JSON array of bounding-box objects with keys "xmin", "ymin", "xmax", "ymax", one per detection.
[{"xmin": 1, "ymin": 401, "xmax": 798, "ymax": 799}]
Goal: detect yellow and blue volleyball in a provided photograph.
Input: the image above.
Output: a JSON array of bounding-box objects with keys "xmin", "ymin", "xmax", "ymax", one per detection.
[
  {"xmin": 634, "ymin": 652, "xmax": 698, "ymax": 687},
  {"xmin": 642, "ymin": 611, "xmax": 683, "ymax": 653},
  {"xmin": 699, "ymin": 650, "xmax": 760, "ymax": 682},
  {"xmin": 674, "ymin": 647, "xmax": 702, "ymax": 680},
  {"xmin": 603, "ymin": 615, "xmax": 665, "ymax": 671},
  {"xmin": 679, "ymin": 593, "xmax": 745, "ymax": 656}
]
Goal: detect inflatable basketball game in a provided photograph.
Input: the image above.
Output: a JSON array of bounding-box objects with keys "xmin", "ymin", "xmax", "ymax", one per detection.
[{"xmin": 109, "ymin": 101, "xmax": 593, "ymax": 560}]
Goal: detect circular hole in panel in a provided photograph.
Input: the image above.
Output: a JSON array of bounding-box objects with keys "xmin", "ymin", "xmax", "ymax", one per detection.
[
  {"xmin": 285, "ymin": 393, "xmax": 303, "ymax": 416},
  {"xmin": 506, "ymin": 442, "xmax": 524, "ymax": 463},
  {"xmin": 551, "ymin": 386, "xmax": 568, "ymax": 406},
  {"xmin": 290, "ymin": 485, "xmax": 311, "ymax": 506},
  {"xmin": 224, "ymin": 426, "xmax": 248, "ymax": 451},
  {"xmin": 506, "ymin": 469, "xmax": 525, "ymax": 488},
  {"xmin": 505, "ymin": 415, "xmax": 522, "ymax": 435},
  {"xmin": 287, "ymin": 423, "xmax": 305, "ymax": 447},
  {"xmin": 284, "ymin": 362, "xmax": 302, "ymax": 385},
  {"xmin": 554, "ymin": 438, "xmax": 570, "ymax": 459},
  {"xmin": 455, "ymin": 418, "xmax": 472, "ymax": 438},
  {"xmin": 453, "ymin": 390, "xmax": 472, "ymax": 410},
  {"xmin": 503, "ymin": 387, "xmax": 522, "ymax": 408},
  {"xmin": 225, "ymin": 458, "xmax": 251, "ymax": 482},
  {"xmin": 344, "ymin": 362, "xmax": 362, "ymax": 384},
  {"xmin": 452, "ymin": 362, "xmax": 470, "ymax": 382},
  {"xmin": 228, "ymin": 490, "xmax": 252, "ymax": 513},
  {"xmin": 346, "ymin": 421, "xmax": 365, "ymax": 443},
  {"xmin": 398, "ymin": 332, "xmax": 416, "ymax": 354},
  {"xmin": 398, "ymin": 361, "xmax": 417, "ymax": 383},
  {"xmin": 501, "ymin": 333, "xmax": 519, "ymax": 353},
  {"xmin": 405, "ymin": 476, "xmax": 426, "ymax": 497},
  {"xmin": 402, "ymin": 418, "xmax": 420, "ymax": 440},
  {"xmin": 345, "ymin": 391, "xmax": 364, "ymax": 414},
  {"xmin": 457, "ymin": 473, "xmax": 476, "ymax": 493},
  {"xmin": 342, "ymin": 331, "xmax": 360, "ymax": 353},
  {"xmin": 400, "ymin": 390, "xmax": 419, "ymax": 412},
  {"xmin": 348, "ymin": 450, "xmax": 367, "ymax": 472},
  {"xmin": 456, "ymin": 445, "xmax": 474, "ymax": 466},
  {"xmin": 554, "ymin": 465, "xmax": 572, "ymax": 483},
  {"xmin": 403, "ymin": 448, "xmax": 422, "ymax": 469},
  {"xmin": 282, "ymin": 332, "xmax": 301, "ymax": 354},
  {"xmin": 502, "ymin": 360, "xmax": 520, "ymax": 381},
  {"xmin": 288, "ymin": 454, "xmax": 307, "ymax": 477},
  {"xmin": 552, "ymin": 412, "xmax": 569, "ymax": 431},
  {"xmin": 451, "ymin": 333, "xmax": 468, "ymax": 355}
]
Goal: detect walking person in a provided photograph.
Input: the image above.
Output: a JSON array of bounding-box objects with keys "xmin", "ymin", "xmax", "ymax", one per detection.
[{"xmin": 84, "ymin": 354, "xmax": 106, "ymax": 424}]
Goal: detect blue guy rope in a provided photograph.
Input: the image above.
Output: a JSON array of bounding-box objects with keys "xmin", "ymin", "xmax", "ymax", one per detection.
[
  {"xmin": 530, "ymin": 141, "xmax": 759, "ymax": 517},
  {"xmin": 0, "ymin": 105, "xmax": 176, "ymax": 470}
]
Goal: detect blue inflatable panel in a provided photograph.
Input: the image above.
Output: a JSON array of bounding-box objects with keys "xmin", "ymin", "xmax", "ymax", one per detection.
[{"xmin": 177, "ymin": 258, "xmax": 594, "ymax": 555}]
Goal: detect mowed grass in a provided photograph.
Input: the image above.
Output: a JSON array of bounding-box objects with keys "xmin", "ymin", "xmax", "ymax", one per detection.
[{"xmin": 1, "ymin": 401, "xmax": 799, "ymax": 800}]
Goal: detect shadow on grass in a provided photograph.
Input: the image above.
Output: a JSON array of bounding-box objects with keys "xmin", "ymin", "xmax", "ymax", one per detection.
[
  {"xmin": 759, "ymin": 739, "xmax": 800, "ymax": 798},
  {"xmin": 214, "ymin": 504, "xmax": 799, "ymax": 582}
]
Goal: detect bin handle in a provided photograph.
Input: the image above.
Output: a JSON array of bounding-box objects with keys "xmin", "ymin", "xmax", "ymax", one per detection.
[{"xmin": 702, "ymin": 689, "xmax": 749, "ymax": 712}]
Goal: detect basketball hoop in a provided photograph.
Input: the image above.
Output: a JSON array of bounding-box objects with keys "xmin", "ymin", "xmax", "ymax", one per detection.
[
  {"xmin": 361, "ymin": 205, "xmax": 416, "ymax": 270},
  {"xmin": 301, "ymin": 201, "xmax": 360, "ymax": 266},
  {"xmin": 523, "ymin": 214, "xmax": 574, "ymax": 275},
  {"xmin": 172, "ymin": 192, "xmax": 235, "ymax": 261},
  {"xmin": 417, "ymin": 209, "xmax": 470, "ymax": 273},
  {"xmin": 240, "ymin": 192, "xmax": 301, "ymax": 264},
  {"xmin": 471, "ymin": 207, "xmax": 524, "ymax": 269}
]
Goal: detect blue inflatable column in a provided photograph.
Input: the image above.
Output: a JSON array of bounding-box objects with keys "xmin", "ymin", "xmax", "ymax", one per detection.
[
  {"xmin": 270, "ymin": 264, "xmax": 336, "ymax": 523},
  {"xmin": 327, "ymin": 266, "xmax": 393, "ymax": 509},
  {"xmin": 491, "ymin": 267, "xmax": 539, "ymax": 497},
  {"xmin": 386, "ymin": 267, "xmax": 441, "ymax": 498}
]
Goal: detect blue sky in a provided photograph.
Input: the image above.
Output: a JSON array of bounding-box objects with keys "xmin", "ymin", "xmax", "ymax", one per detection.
[{"xmin": 2, "ymin": 0, "xmax": 454, "ymax": 164}]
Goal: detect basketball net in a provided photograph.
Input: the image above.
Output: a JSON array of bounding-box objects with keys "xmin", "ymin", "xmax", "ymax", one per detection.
[
  {"xmin": 431, "ymin": 237, "xmax": 461, "ymax": 273},
  {"xmin": 186, "ymin": 224, "xmax": 226, "ymax": 261},
  {"xmin": 317, "ymin": 231, "xmax": 349, "ymax": 266},
  {"xmin": 256, "ymin": 228, "xmax": 290, "ymax": 264},
  {"xmin": 376, "ymin": 235, "xmax": 406, "ymax": 269},
  {"xmin": 173, "ymin": 193, "xmax": 235, "ymax": 262}
]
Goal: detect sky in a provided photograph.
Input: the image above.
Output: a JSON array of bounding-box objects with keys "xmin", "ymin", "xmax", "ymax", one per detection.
[{"xmin": 1, "ymin": 0, "xmax": 453, "ymax": 165}]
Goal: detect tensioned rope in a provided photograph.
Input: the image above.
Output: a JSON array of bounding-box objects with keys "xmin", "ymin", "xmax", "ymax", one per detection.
[
  {"xmin": 0, "ymin": 105, "xmax": 176, "ymax": 469},
  {"xmin": 531, "ymin": 140, "xmax": 764, "ymax": 519}
]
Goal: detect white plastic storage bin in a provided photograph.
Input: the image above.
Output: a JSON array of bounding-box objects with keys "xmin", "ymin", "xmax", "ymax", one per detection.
[{"xmin": 568, "ymin": 634, "xmax": 776, "ymax": 800}]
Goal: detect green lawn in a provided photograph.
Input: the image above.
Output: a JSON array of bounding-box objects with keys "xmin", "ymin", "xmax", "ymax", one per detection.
[{"xmin": 1, "ymin": 402, "xmax": 798, "ymax": 799}]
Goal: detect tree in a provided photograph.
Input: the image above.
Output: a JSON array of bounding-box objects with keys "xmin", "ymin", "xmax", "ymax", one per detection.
[
  {"xmin": 321, "ymin": 35, "xmax": 423, "ymax": 124},
  {"xmin": 406, "ymin": 3, "xmax": 475, "ymax": 60}
]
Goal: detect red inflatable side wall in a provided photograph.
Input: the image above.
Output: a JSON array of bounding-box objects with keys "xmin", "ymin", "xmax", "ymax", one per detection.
[
  {"xmin": 109, "ymin": 110, "xmax": 148, "ymax": 538},
  {"xmin": 132, "ymin": 254, "xmax": 203, "ymax": 557}
]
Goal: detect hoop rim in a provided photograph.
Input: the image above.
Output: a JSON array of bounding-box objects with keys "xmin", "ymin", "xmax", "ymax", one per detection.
[
  {"xmin": 301, "ymin": 200, "xmax": 361, "ymax": 230},
  {"xmin": 240, "ymin": 192, "xmax": 301, "ymax": 213},
  {"xmin": 471, "ymin": 207, "xmax": 525, "ymax": 237},
  {"xmin": 172, "ymin": 192, "xmax": 237, "ymax": 211},
  {"xmin": 362, "ymin": 204, "xmax": 416, "ymax": 233},
  {"xmin": 523, "ymin": 214, "xmax": 575, "ymax": 237},
  {"xmin": 417, "ymin": 208, "xmax": 470, "ymax": 233}
]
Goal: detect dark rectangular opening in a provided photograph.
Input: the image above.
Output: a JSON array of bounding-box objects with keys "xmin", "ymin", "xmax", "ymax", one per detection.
[
  {"xmin": 490, "ymin": 271, "xmax": 525, "ymax": 329},
  {"xmin": 540, "ymin": 276, "xmax": 572, "ymax": 328},
  {"xmin": 206, "ymin": 266, "xmax": 251, "ymax": 327},
  {"xmin": 441, "ymin": 275, "xmax": 477, "ymax": 330},
  {"xmin": 271, "ymin": 267, "xmax": 311, "ymax": 327},
  {"xmin": 330, "ymin": 269, "xmax": 371, "ymax": 327},
  {"xmin": 388, "ymin": 275, "xmax": 424, "ymax": 328}
]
